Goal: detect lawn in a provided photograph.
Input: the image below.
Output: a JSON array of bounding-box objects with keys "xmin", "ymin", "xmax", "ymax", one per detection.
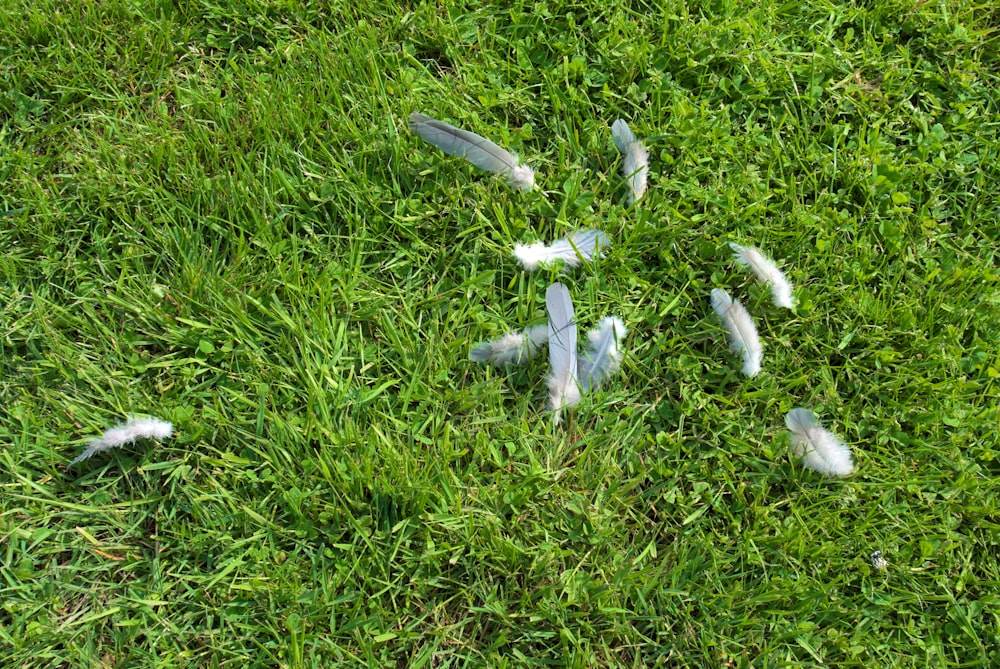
[{"xmin": 1, "ymin": 0, "xmax": 998, "ymax": 666}]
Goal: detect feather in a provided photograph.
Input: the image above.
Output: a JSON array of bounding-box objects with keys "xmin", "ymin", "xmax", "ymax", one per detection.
[
  {"xmin": 611, "ymin": 119, "xmax": 649, "ymax": 205},
  {"xmin": 409, "ymin": 112, "xmax": 535, "ymax": 192},
  {"xmin": 710, "ymin": 288, "xmax": 763, "ymax": 377},
  {"xmin": 69, "ymin": 415, "xmax": 173, "ymax": 466},
  {"xmin": 577, "ymin": 316, "xmax": 627, "ymax": 393},
  {"xmin": 729, "ymin": 242, "xmax": 795, "ymax": 309},
  {"xmin": 514, "ymin": 229, "xmax": 610, "ymax": 271},
  {"xmin": 470, "ymin": 324, "xmax": 549, "ymax": 366},
  {"xmin": 546, "ymin": 283, "xmax": 580, "ymax": 424},
  {"xmin": 785, "ymin": 408, "xmax": 854, "ymax": 476}
]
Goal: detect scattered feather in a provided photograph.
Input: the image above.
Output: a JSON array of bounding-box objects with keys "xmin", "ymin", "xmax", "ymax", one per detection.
[
  {"xmin": 611, "ymin": 119, "xmax": 649, "ymax": 205},
  {"xmin": 409, "ymin": 112, "xmax": 535, "ymax": 192},
  {"xmin": 870, "ymin": 550, "xmax": 889, "ymax": 571},
  {"xmin": 69, "ymin": 415, "xmax": 173, "ymax": 466},
  {"xmin": 729, "ymin": 242, "xmax": 795, "ymax": 308},
  {"xmin": 785, "ymin": 408, "xmax": 854, "ymax": 477},
  {"xmin": 514, "ymin": 229, "xmax": 610, "ymax": 271},
  {"xmin": 546, "ymin": 283, "xmax": 580, "ymax": 424},
  {"xmin": 470, "ymin": 324, "xmax": 549, "ymax": 366},
  {"xmin": 710, "ymin": 288, "xmax": 763, "ymax": 377},
  {"xmin": 577, "ymin": 316, "xmax": 627, "ymax": 393}
]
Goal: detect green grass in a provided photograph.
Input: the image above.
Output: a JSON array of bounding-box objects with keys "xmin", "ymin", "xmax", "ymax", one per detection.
[{"xmin": 2, "ymin": 0, "xmax": 999, "ymax": 666}]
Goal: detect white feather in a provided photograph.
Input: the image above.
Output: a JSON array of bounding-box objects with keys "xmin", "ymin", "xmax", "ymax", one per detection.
[
  {"xmin": 577, "ymin": 316, "xmax": 627, "ymax": 393},
  {"xmin": 546, "ymin": 283, "xmax": 580, "ymax": 424},
  {"xmin": 611, "ymin": 119, "xmax": 649, "ymax": 205},
  {"xmin": 409, "ymin": 112, "xmax": 535, "ymax": 192},
  {"xmin": 710, "ymin": 288, "xmax": 763, "ymax": 377},
  {"xmin": 470, "ymin": 324, "xmax": 549, "ymax": 366},
  {"xmin": 785, "ymin": 408, "xmax": 854, "ymax": 476},
  {"xmin": 514, "ymin": 229, "xmax": 610, "ymax": 271},
  {"xmin": 729, "ymin": 242, "xmax": 795, "ymax": 309},
  {"xmin": 69, "ymin": 415, "xmax": 173, "ymax": 466}
]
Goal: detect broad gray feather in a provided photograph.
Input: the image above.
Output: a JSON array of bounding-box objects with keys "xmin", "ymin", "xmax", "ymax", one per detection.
[
  {"xmin": 546, "ymin": 283, "xmax": 580, "ymax": 420},
  {"xmin": 409, "ymin": 113, "xmax": 517, "ymax": 174}
]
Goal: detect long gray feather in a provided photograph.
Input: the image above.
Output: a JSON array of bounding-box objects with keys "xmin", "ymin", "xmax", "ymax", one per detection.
[
  {"xmin": 409, "ymin": 113, "xmax": 535, "ymax": 191},
  {"xmin": 546, "ymin": 283, "xmax": 580, "ymax": 423}
]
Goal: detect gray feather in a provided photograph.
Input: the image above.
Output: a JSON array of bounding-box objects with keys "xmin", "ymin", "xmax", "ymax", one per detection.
[{"xmin": 409, "ymin": 112, "xmax": 517, "ymax": 174}]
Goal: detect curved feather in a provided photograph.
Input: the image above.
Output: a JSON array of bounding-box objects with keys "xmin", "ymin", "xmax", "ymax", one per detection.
[
  {"xmin": 409, "ymin": 112, "xmax": 535, "ymax": 191},
  {"xmin": 611, "ymin": 119, "xmax": 649, "ymax": 205},
  {"xmin": 785, "ymin": 408, "xmax": 854, "ymax": 476},
  {"xmin": 470, "ymin": 324, "xmax": 549, "ymax": 366},
  {"xmin": 546, "ymin": 283, "xmax": 579, "ymax": 423},
  {"xmin": 729, "ymin": 242, "xmax": 795, "ymax": 309},
  {"xmin": 69, "ymin": 415, "xmax": 173, "ymax": 466},
  {"xmin": 577, "ymin": 316, "xmax": 627, "ymax": 393},
  {"xmin": 514, "ymin": 229, "xmax": 610, "ymax": 270},
  {"xmin": 710, "ymin": 288, "xmax": 763, "ymax": 377}
]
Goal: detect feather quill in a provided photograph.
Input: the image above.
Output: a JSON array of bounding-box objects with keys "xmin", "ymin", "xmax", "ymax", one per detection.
[
  {"xmin": 710, "ymin": 288, "xmax": 763, "ymax": 377},
  {"xmin": 577, "ymin": 316, "xmax": 627, "ymax": 393},
  {"xmin": 514, "ymin": 229, "xmax": 610, "ymax": 271},
  {"xmin": 785, "ymin": 408, "xmax": 854, "ymax": 476},
  {"xmin": 69, "ymin": 415, "xmax": 173, "ymax": 466},
  {"xmin": 729, "ymin": 242, "xmax": 795, "ymax": 309},
  {"xmin": 409, "ymin": 112, "xmax": 535, "ymax": 192},
  {"xmin": 611, "ymin": 119, "xmax": 649, "ymax": 205},
  {"xmin": 546, "ymin": 283, "xmax": 580, "ymax": 424},
  {"xmin": 470, "ymin": 324, "xmax": 549, "ymax": 366}
]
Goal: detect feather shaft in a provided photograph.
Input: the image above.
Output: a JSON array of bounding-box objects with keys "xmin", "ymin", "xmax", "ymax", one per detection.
[
  {"xmin": 577, "ymin": 317, "xmax": 627, "ymax": 393},
  {"xmin": 69, "ymin": 416, "xmax": 173, "ymax": 466},
  {"xmin": 546, "ymin": 283, "xmax": 579, "ymax": 424},
  {"xmin": 514, "ymin": 229, "xmax": 610, "ymax": 270},
  {"xmin": 785, "ymin": 408, "xmax": 854, "ymax": 476},
  {"xmin": 729, "ymin": 242, "xmax": 795, "ymax": 309},
  {"xmin": 710, "ymin": 288, "xmax": 763, "ymax": 377},
  {"xmin": 470, "ymin": 324, "xmax": 549, "ymax": 366},
  {"xmin": 611, "ymin": 119, "xmax": 649, "ymax": 205},
  {"xmin": 409, "ymin": 112, "xmax": 535, "ymax": 192}
]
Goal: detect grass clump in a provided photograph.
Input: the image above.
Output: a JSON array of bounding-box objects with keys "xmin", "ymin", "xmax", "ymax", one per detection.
[{"xmin": 1, "ymin": 0, "xmax": 998, "ymax": 666}]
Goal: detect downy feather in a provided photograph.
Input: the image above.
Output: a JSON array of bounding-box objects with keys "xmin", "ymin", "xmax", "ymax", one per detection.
[
  {"xmin": 470, "ymin": 324, "xmax": 549, "ymax": 366},
  {"xmin": 70, "ymin": 415, "xmax": 173, "ymax": 466},
  {"xmin": 409, "ymin": 112, "xmax": 535, "ymax": 192},
  {"xmin": 577, "ymin": 316, "xmax": 627, "ymax": 393},
  {"xmin": 611, "ymin": 119, "xmax": 649, "ymax": 205},
  {"xmin": 710, "ymin": 288, "xmax": 763, "ymax": 377},
  {"xmin": 729, "ymin": 242, "xmax": 795, "ymax": 309},
  {"xmin": 546, "ymin": 283, "xmax": 580, "ymax": 424},
  {"xmin": 514, "ymin": 229, "xmax": 610, "ymax": 271},
  {"xmin": 785, "ymin": 408, "xmax": 854, "ymax": 476}
]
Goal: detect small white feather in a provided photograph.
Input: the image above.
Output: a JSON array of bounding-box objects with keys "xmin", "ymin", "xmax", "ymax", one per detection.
[
  {"xmin": 577, "ymin": 317, "xmax": 627, "ymax": 393},
  {"xmin": 729, "ymin": 242, "xmax": 795, "ymax": 309},
  {"xmin": 546, "ymin": 283, "xmax": 580, "ymax": 424},
  {"xmin": 710, "ymin": 288, "xmax": 763, "ymax": 377},
  {"xmin": 611, "ymin": 119, "xmax": 649, "ymax": 205},
  {"xmin": 69, "ymin": 415, "xmax": 173, "ymax": 466},
  {"xmin": 514, "ymin": 229, "xmax": 610, "ymax": 271},
  {"xmin": 470, "ymin": 324, "xmax": 549, "ymax": 366},
  {"xmin": 409, "ymin": 112, "xmax": 535, "ymax": 192},
  {"xmin": 785, "ymin": 408, "xmax": 854, "ymax": 477}
]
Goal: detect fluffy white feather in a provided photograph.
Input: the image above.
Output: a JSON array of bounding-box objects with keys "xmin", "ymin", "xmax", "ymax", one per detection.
[
  {"xmin": 409, "ymin": 112, "xmax": 535, "ymax": 192},
  {"xmin": 710, "ymin": 288, "xmax": 763, "ymax": 377},
  {"xmin": 546, "ymin": 283, "xmax": 580, "ymax": 424},
  {"xmin": 470, "ymin": 324, "xmax": 549, "ymax": 366},
  {"xmin": 785, "ymin": 408, "xmax": 854, "ymax": 476},
  {"xmin": 69, "ymin": 415, "xmax": 173, "ymax": 466},
  {"xmin": 577, "ymin": 316, "xmax": 627, "ymax": 393},
  {"xmin": 514, "ymin": 229, "xmax": 610, "ymax": 271},
  {"xmin": 611, "ymin": 119, "xmax": 649, "ymax": 205},
  {"xmin": 729, "ymin": 242, "xmax": 795, "ymax": 309}
]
